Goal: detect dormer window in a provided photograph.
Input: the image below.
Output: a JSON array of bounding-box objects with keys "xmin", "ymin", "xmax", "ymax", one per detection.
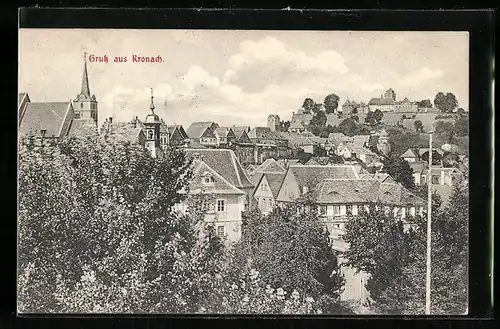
[
  {"xmin": 302, "ymin": 186, "xmax": 309, "ymax": 194},
  {"xmin": 202, "ymin": 172, "xmax": 215, "ymax": 185}
]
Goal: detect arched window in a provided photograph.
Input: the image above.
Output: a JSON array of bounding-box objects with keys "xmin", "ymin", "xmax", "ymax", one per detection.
[
  {"xmin": 80, "ymin": 102, "xmax": 83, "ymax": 109},
  {"xmin": 148, "ymin": 130, "xmax": 154, "ymax": 140}
]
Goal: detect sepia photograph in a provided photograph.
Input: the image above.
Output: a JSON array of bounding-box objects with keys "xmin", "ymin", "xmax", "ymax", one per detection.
[{"xmin": 17, "ymin": 29, "xmax": 470, "ymax": 315}]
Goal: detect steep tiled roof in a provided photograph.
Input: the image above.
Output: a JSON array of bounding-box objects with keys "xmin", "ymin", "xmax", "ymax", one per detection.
[
  {"xmin": 368, "ymin": 98, "xmax": 395, "ymax": 106},
  {"xmin": 290, "ymin": 121, "xmax": 305, "ymax": 129},
  {"xmin": 315, "ymin": 179, "xmax": 380, "ymax": 204},
  {"xmin": 102, "ymin": 122, "xmax": 144, "ymax": 143},
  {"xmin": 256, "ymin": 158, "xmax": 286, "ymax": 173},
  {"xmin": 190, "ymin": 160, "xmax": 244, "ymax": 195},
  {"xmin": 288, "ymin": 165, "xmax": 359, "ymax": 191},
  {"xmin": 315, "ymin": 179, "xmax": 425, "ymax": 205},
  {"xmin": 185, "ymin": 149, "xmax": 254, "ymax": 189},
  {"xmin": 186, "ymin": 122, "xmax": 216, "ymax": 139},
  {"xmin": 263, "ymin": 173, "xmax": 286, "ymax": 199},
  {"xmin": 306, "ymin": 157, "xmax": 332, "ymax": 166},
  {"xmin": 19, "ymin": 102, "xmax": 72, "ymax": 138},
  {"xmin": 67, "ymin": 118, "xmax": 97, "ymax": 137},
  {"xmin": 378, "ymin": 183, "xmax": 425, "ymax": 205}
]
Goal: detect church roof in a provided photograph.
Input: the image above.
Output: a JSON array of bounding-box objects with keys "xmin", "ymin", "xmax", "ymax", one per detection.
[{"xmin": 19, "ymin": 102, "xmax": 73, "ymax": 138}]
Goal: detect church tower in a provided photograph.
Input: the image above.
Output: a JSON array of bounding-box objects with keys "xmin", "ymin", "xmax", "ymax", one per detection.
[
  {"xmin": 144, "ymin": 88, "xmax": 161, "ymax": 158},
  {"xmin": 73, "ymin": 52, "xmax": 98, "ymax": 125}
]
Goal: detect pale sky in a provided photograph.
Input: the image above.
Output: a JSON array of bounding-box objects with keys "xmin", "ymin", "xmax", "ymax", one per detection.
[{"xmin": 19, "ymin": 29, "xmax": 469, "ymax": 128}]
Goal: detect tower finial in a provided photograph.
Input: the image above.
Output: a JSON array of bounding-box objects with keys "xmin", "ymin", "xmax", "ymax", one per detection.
[
  {"xmin": 81, "ymin": 52, "xmax": 91, "ymax": 96},
  {"xmin": 150, "ymin": 88, "xmax": 155, "ymax": 112}
]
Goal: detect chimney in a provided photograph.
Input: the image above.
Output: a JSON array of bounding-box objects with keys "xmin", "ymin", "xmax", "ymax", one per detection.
[
  {"xmin": 40, "ymin": 129, "xmax": 47, "ymax": 137},
  {"xmin": 109, "ymin": 117, "xmax": 113, "ymax": 124}
]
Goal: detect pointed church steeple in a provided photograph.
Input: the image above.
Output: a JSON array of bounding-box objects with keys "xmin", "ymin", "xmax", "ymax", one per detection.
[{"xmin": 81, "ymin": 52, "xmax": 91, "ymax": 97}]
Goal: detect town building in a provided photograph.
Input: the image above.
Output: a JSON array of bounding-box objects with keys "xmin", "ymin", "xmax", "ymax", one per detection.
[
  {"xmin": 313, "ymin": 179, "xmax": 426, "ymax": 240},
  {"xmin": 186, "ymin": 122, "xmax": 220, "ymax": 147},
  {"xmin": 214, "ymin": 127, "xmax": 237, "ymax": 147},
  {"xmin": 252, "ymin": 172, "xmax": 286, "ymax": 215},
  {"xmin": 174, "ymin": 156, "xmax": 246, "ymax": 242},
  {"xmin": 184, "ymin": 149, "xmax": 255, "ymax": 211}
]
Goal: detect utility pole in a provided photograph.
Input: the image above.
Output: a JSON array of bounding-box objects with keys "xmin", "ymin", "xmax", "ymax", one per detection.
[{"xmin": 425, "ymin": 131, "xmax": 433, "ymax": 314}]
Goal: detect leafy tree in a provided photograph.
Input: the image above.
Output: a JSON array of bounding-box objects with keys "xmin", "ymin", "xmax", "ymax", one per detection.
[
  {"xmin": 302, "ymin": 98, "xmax": 315, "ymax": 114},
  {"xmin": 324, "ymin": 94, "xmax": 340, "ymax": 114},
  {"xmin": 381, "ymin": 154, "xmax": 415, "ymax": 190},
  {"xmin": 414, "ymin": 120, "xmax": 424, "ymax": 133},
  {"xmin": 434, "ymin": 92, "xmax": 459, "ymax": 113},
  {"xmin": 343, "ymin": 203, "xmax": 419, "ymax": 314},
  {"xmin": 344, "ymin": 182, "xmax": 469, "ymax": 315},
  {"xmin": 454, "ymin": 115, "xmax": 469, "ymax": 137},
  {"xmin": 234, "ymin": 194, "xmax": 346, "ymax": 311},
  {"xmin": 416, "ymin": 99, "xmax": 433, "ymax": 108},
  {"xmin": 434, "ymin": 120, "xmax": 456, "ymax": 143},
  {"xmin": 374, "ymin": 109, "xmax": 384, "ymax": 123},
  {"xmin": 280, "ymin": 120, "xmax": 291, "ymax": 132},
  {"xmin": 17, "ymin": 134, "xmax": 210, "ymax": 313},
  {"xmin": 386, "ymin": 127, "xmax": 426, "ymax": 156},
  {"xmin": 364, "ymin": 111, "xmax": 377, "ymax": 126},
  {"xmin": 456, "ymin": 108, "xmax": 466, "ymax": 116}
]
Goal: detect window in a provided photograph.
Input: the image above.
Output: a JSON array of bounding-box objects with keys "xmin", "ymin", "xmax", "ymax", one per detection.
[
  {"xmin": 217, "ymin": 225, "xmax": 225, "ymax": 238},
  {"xmin": 320, "ymin": 205, "xmax": 327, "ymax": 216},
  {"xmin": 333, "ymin": 205, "xmax": 340, "ymax": 216},
  {"xmin": 346, "ymin": 205, "xmax": 353, "ymax": 215},
  {"xmin": 80, "ymin": 102, "xmax": 83, "ymax": 109},
  {"xmin": 217, "ymin": 199, "xmax": 226, "ymax": 212},
  {"xmin": 410, "ymin": 207, "xmax": 416, "ymax": 216},
  {"xmin": 203, "ymin": 176, "xmax": 214, "ymax": 184},
  {"xmin": 148, "ymin": 130, "xmax": 154, "ymax": 140}
]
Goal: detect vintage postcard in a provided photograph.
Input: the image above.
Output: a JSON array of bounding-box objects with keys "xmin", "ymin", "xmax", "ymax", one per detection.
[{"xmin": 18, "ymin": 29, "xmax": 469, "ymax": 315}]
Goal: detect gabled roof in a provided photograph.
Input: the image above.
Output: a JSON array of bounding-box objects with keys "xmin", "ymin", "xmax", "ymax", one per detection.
[
  {"xmin": 255, "ymin": 158, "xmax": 286, "ymax": 173},
  {"xmin": 185, "ymin": 149, "xmax": 254, "ymax": 189},
  {"xmin": 166, "ymin": 125, "xmax": 189, "ymax": 139},
  {"xmin": 190, "ymin": 160, "xmax": 244, "ymax": 195},
  {"xmin": 306, "ymin": 157, "xmax": 332, "ymax": 166},
  {"xmin": 255, "ymin": 172, "xmax": 286, "ymax": 199},
  {"xmin": 287, "ymin": 165, "xmax": 359, "ymax": 191},
  {"xmin": 186, "ymin": 122, "xmax": 218, "ymax": 139},
  {"xmin": 290, "ymin": 121, "xmax": 305, "ymax": 129},
  {"xmin": 401, "ymin": 148, "xmax": 418, "ymax": 158},
  {"xmin": 19, "ymin": 102, "xmax": 73, "ymax": 138},
  {"xmin": 215, "ymin": 127, "xmax": 236, "ymax": 139}
]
